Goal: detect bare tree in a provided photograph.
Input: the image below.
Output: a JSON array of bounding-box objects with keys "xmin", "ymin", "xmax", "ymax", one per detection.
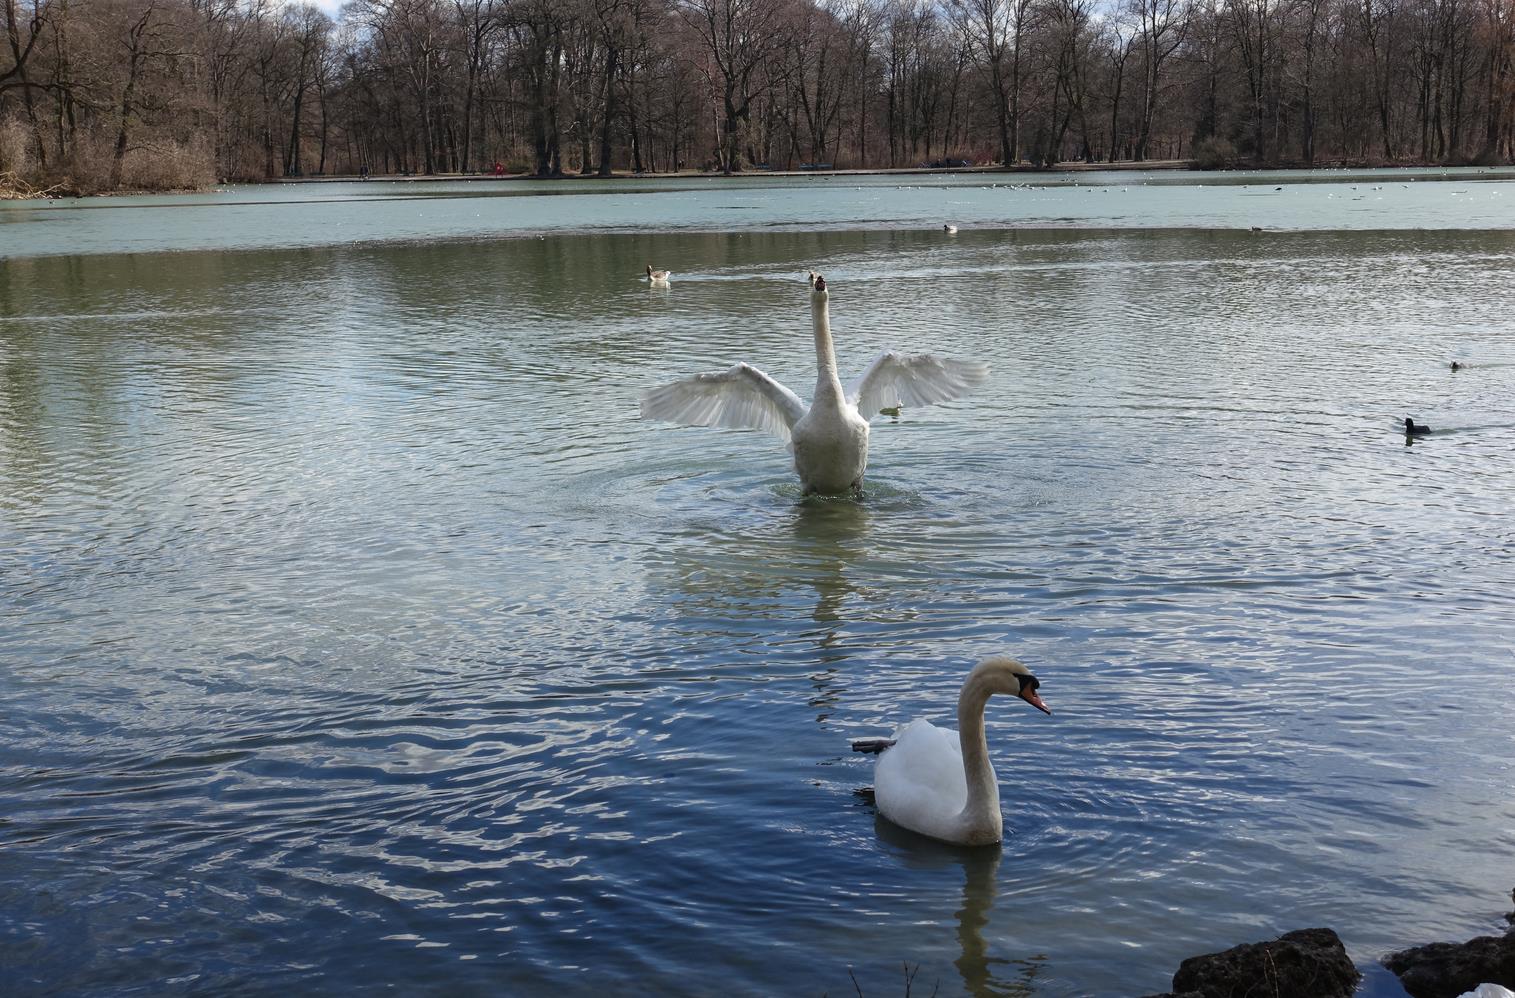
[
  {"xmin": 450, "ymin": 0, "xmax": 502, "ymax": 172},
  {"xmin": 1357, "ymin": 0, "xmax": 1403, "ymax": 158},
  {"xmin": 107, "ymin": 0, "xmax": 187, "ymax": 186},
  {"xmin": 1225, "ymin": 0, "xmax": 1286, "ymax": 161},
  {"xmin": 1131, "ymin": 0, "xmax": 1188, "ymax": 159},
  {"xmin": 2, "ymin": 0, "xmax": 56, "ymax": 165},
  {"xmin": 281, "ymin": 4, "xmax": 330, "ymax": 175},
  {"xmin": 947, "ymin": 0, "xmax": 1035, "ymax": 163},
  {"xmin": 1100, "ymin": 12, "xmax": 1137, "ymax": 160},
  {"xmin": 1477, "ymin": 0, "xmax": 1515, "ymax": 159},
  {"xmin": 678, "ymin": 0, "xmax": 785, "ymax": 173}
]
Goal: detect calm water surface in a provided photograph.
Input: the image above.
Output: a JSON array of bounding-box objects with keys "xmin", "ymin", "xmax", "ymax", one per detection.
[{"xmin": 3, "ymin": 174, "xmax": 1515, "ymax": 997}]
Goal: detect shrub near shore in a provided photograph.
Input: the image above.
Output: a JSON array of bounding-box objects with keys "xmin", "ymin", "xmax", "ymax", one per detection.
[{"xmin": 1, "ymin": 119, "xmax": 215, "ymax": 199}]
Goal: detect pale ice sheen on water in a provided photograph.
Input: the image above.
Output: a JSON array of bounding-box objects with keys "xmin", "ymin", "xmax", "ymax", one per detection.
[
  {"xmin": 3, "ymin": 165, "xmax": 1514, "ymax": 258},
  {"xmin": 2, "ymin": 174, "xmax": 1514, "ymax": 997}
]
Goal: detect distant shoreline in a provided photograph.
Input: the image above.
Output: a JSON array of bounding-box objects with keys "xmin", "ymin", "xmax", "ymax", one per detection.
[
  {"xmin": 269, "ymin": 160, "xmax": 1194, "ymax": 185},
  {"xmin": 5, "ymin": 161, "xmax": 1187, "ymax": 199},
  {"xmin": 264, "ymin": 157, "xmax": 1515, "ymax": 186},
  {"xmin": 8, "ymin": 159, "xmax": 1512, "ymax": 200}
]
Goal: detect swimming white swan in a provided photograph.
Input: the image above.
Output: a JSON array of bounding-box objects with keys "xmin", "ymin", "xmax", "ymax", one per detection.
[
  {"xmin": 646, "ymin": 265, "xmax": 671, "ymax": 285},
  {"xmin": 639, "ymin": 272, "xmax": 988, "ymax": 495},
  {"xmin": 851, "ymin": 656, "xmax": 1050, "ymax": 846}
]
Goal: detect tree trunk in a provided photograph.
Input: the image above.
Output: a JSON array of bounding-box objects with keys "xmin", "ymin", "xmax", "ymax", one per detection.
[
  {"xmin": 110, "ymin": 7, "xmax": 156, "ymax": 190},
  {"xmin": 597, "ymin": 44, "xmax": 618, "ymax": 176}
]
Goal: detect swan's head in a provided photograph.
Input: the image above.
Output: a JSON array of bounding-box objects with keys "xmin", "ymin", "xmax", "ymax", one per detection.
[
  {"xmin": 808, "ymin": 271, "xmax": 827, "ymax": 296},
  {"xmin": 976, "ymin": 655, "xmax": 1051, "ymax": 715}
]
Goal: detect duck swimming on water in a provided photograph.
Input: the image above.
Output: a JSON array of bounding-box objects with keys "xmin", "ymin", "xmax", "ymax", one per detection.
[
  {"xmin": 1404, "ymin": 417, "xmax": 1432, "ymax": 436},
  {"xmin": 646, "ymin": 265, "xmax": 671, "ymax": 285},
  {"xmin": 640, "ymin": 272, "xmax": 988, "ymax": 496}
]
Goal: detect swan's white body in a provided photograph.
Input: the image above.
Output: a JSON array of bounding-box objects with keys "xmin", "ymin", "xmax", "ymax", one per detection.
[
  {"xmin": 1458, "ymin": 987, "xmax": 1515, "ymax": 998},
  {"xmin": 869, "ymin": 657, "xmax": 1050, "ymax": 847},
  {"xmin": 639, "ymin": 273, "xmax": 988, "ymax": 495}
]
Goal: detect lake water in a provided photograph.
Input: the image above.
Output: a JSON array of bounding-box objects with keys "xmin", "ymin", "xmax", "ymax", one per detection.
[{"xmin": 3, "ymin": 170, "xmax": 1514, "ymax": 997}]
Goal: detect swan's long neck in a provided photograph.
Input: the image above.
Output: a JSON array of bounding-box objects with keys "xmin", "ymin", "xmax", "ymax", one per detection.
[
  {"xmin": 956, "ymin": 669, "xmax": 1001, "ymax": 826},
  {"xmin": 811, "ymin": 291, "xmax": 845, "ymax": 407}
]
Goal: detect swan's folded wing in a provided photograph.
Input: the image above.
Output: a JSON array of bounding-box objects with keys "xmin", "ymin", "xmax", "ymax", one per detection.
[
  {"xmin": 640, "ymin": 363, "xmax": 807, "ymax": 441},
  {"xmin": 847, "ymin": 351, "xmax": 989, "ymax": 418},
  {"xmin": 875, "ymin": 718, "xmax": 968, "ymax": 819}
]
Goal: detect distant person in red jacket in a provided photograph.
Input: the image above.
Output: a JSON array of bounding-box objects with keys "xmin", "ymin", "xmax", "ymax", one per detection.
[{"xmin": 494, "ymin": 161, "xmax": 504, "ymax": 177}]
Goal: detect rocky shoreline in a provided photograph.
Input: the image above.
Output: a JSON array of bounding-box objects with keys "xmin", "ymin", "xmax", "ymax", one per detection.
[{"xmin": 1140, "ymin": 889, "xmax": 1515, "ymax": 998}]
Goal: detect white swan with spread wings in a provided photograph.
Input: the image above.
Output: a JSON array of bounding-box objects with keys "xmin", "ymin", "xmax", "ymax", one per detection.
[{"xmin": 639, "ymin": 272, "xmax": 988, "ymax": 495}]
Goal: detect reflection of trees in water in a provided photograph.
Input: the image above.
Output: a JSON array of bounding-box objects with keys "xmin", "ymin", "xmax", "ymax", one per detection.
[{"xmin": 873, "ymin": 819, "xmax": 1049, "ymax": 998}]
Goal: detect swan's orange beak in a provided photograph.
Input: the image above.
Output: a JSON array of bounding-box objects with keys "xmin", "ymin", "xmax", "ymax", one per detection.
[{"xmin": 1021, "ymin": 689, "xmax": 1051, "ymax": 715}]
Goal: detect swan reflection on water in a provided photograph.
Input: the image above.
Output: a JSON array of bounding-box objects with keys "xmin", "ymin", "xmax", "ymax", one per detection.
[
  {"xmin": 789, "ymin": 494, "xmax": 873, "ymax": 628},
  {"xmin": 872, "ymin": 818, "xmax": 1048, "ymax": 998},
  {"xmin": 647, "ymin": 477, "xmax": 918, "ymax": 635}
]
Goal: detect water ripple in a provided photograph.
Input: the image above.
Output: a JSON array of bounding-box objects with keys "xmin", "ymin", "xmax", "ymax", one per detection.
[{"xmin": 3, "ymin": 224, "xmax": 1514, "ymax": 996}]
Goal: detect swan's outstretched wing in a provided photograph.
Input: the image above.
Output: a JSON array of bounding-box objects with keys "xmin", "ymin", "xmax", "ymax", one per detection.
[
  {"xmin": 640, "ymin": 363, "xmax": 807, "ymax": 441},
  {"xmin": 847, "ymin": 351, "xmax": 989, "ymax": 418}
]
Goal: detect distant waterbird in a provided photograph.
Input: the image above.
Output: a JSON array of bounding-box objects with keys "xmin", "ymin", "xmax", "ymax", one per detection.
[
  {"xmin": 1404, "ymin": 417, "xmax": 1432, "ymax": 436},
  {"xmin": 943, "ymin": 224, "xmax": 958, "ymax": 234},
  {"xmin": 639, "ymin": 272, "xmax": 988, "ymax": 496},
  {"xmin": 1450, "ymin": 361, "xmax": 1463, "ymax": 371},
  {"xmin": 646, "ymin": 265, "xmax": 671, "ymax": 286}
]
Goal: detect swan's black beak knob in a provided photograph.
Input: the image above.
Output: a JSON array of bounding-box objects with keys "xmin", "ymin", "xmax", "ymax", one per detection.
[{"xmin": 1017, "ymin": 674, "xmax": 1051, "ymax": 715}]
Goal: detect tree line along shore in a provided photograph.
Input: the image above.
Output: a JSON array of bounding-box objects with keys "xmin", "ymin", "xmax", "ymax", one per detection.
[{"xmin": 3, "ymin": 0, "xmax": 1514, "ymax": 199}]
